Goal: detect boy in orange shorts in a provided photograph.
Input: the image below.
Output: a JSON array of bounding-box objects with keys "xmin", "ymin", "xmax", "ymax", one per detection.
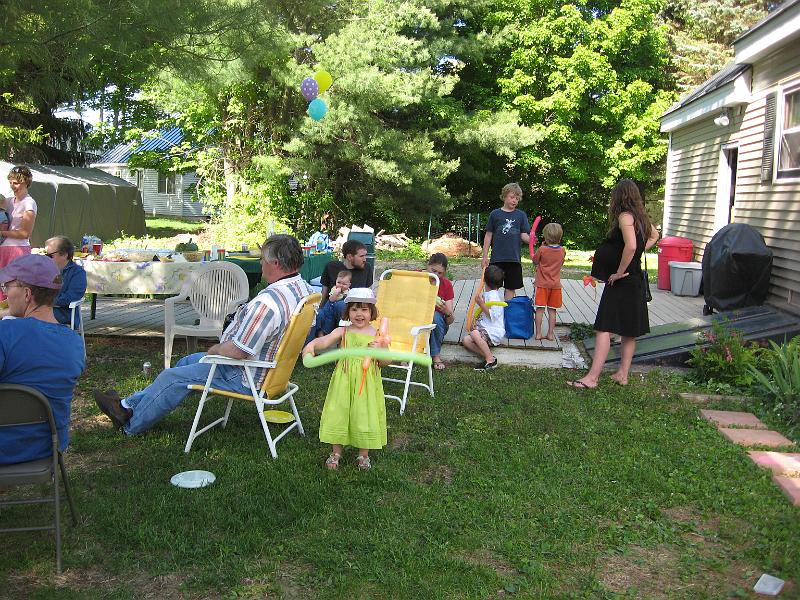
[{"xmin": 532, "ymin": 223, "xmax": 566, "ymax": 341}]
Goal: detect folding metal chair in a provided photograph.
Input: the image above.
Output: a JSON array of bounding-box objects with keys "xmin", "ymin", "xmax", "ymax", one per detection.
[
  {"xmin": 0, "ymin": 384, "xmax": 78, "ymax": 574},
  {"xmin": 375, "ymin": 269, "xmax": 439, "ymax": 414},
  {"xmin": 183, "ymin": 293, "xmax": 321, "ymax": 458},
  {"xmin": 68, "ymin": 298, "xmax": 86, "ymax": 358}
]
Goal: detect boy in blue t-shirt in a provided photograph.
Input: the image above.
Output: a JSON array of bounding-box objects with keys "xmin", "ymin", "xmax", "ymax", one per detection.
[{"xmin": 481, "ymin": 182, "xmax": 531, "ymax": 301}]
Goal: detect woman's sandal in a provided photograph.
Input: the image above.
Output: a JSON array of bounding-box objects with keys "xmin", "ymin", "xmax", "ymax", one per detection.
[
  {"xmin": 356, "ymin": 455, "xmax": 372, "ymax": 471},
  {"xmin": 325, "ymin": 452, "xmax": 341, "ymax": 470},
  {"xmin": 433, "ymin": 361, "xmax": 446, "ymax": 371}
]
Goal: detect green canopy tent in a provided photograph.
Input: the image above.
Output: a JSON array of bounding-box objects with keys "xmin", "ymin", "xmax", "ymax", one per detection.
[{"xmin": 0, "ymin": 162, "xmax": 146, "ymax": 247}]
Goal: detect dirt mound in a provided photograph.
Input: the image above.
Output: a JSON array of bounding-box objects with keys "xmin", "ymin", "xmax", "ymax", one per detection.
[{"xmin": 422, "ymin": 233, "xmax": 482, "ymax": 258}]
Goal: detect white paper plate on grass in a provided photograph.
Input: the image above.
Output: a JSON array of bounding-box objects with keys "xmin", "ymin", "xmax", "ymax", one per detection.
[{"xmin": 170, "ymin": 470, "xmax": 216, "ymax": 489}]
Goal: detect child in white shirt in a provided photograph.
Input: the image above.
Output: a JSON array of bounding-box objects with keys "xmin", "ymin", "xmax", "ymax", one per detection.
[{"xmin": 462, "ymin": 265, "xmax": 505, "ymax": 370}]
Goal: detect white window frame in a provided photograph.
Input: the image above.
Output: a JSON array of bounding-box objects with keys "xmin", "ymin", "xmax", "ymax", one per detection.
[
  {"xmin": 775, "ymin": 79, "xmax": 800, "ymax": 182},
  {"xmin": 158, "ymin": 172, "xmax": 176, "ymax": 195}
]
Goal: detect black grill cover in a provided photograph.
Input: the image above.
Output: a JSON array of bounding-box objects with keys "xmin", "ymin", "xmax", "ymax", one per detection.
[{"xmin": 702, "ymin": 223, "xmax": 773, "ymax": 311}]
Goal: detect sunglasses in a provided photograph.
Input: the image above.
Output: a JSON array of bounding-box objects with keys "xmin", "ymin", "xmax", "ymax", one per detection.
[{"xmin": 45, "ymin": 251, "xmax": 60, "ymax": 258}]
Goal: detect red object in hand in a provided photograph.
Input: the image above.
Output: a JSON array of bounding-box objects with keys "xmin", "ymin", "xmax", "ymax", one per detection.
[
  {"xmin": 583, "ymin": 275, "xmax": 598, "ymax": 300},
  {"xmin": 359, "ymin": 318, "xmax": 391, "ymax": 395},
  {"xmin": 528, "ymin": 215, "xmax": 542, "ymax": 258}
]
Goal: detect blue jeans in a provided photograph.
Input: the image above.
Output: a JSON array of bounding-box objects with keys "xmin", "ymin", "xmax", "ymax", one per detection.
[
  {"xmin": 316, "ymin": 300, "xmax": 345, "ymax": 336},
  {"xmin": 123, "ymin": 352, "xmax": 251, "ymax": 435},
  {"xmin": 430, "ymin": 311, "xmax": 448, "ymax": 358}
]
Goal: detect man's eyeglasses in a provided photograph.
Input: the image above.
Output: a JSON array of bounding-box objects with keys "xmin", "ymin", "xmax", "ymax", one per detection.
[
  {"xmin": 45, "ymin": 251, "xmax": 60, "ymax": 258},
  {"xmin": 0, "ymin": 282, "xmax": 24, "ymax": 293}
]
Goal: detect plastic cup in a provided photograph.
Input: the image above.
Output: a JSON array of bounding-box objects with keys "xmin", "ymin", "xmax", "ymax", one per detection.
[{"xmin": 92, "ymin": 243, "xmax": 102, "ymax": 255}]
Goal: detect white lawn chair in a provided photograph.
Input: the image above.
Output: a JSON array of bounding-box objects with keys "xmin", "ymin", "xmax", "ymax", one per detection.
[
  {"xmin": 164, "ymin": 262, "xmax": 250, "ymax": 368},
  {"xmin": 68, "ymin": 299, "xmax": 85, "ymax": 358},
  {"xmin": 183, "ymin": 293, "xmax": 321, "ymax": 458}
]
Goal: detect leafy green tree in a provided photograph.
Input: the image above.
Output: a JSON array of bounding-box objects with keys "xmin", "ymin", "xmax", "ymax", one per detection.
[
  {"xmin": 447, "ymin": 0, "xmax": 673, "ymax": 244},
  {"xmin": 664, "ymin": 0, "xmax": 771, "ymax": 90}
]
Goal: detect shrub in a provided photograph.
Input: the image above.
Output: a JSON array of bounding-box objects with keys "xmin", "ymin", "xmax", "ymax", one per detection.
[
  {"xmin": 747, "ymin": 337, "xmax": 800, "ymax": 424},
  {"xmin": 569, "ymin": 322, "xmax": 595, "ymax": 341},
  {"xmin": 687, "ymin": 322, "xmax": 764, "ymax": 390},
  {"xmin": 376, "ymin": 240, "xmax": 427, "ymax": 262}
]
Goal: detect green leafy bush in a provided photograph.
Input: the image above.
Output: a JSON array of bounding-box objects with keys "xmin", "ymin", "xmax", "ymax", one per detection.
[
  {"xmin": 687, "ymin": 322, "xmax": 765, "ymax": 390},
  {"xmin": 569, "ymin": 322, "xmax": 595, "ymax": 341},
  {"xmin": 376, "ymin": 240, "xmax": 428, "ymax": 261},
  {"xmin": 747, "ymin": 337, "xmax": 800, "ymax": 424}
]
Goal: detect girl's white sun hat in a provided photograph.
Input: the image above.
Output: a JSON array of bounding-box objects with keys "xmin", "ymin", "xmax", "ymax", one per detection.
[{"xmin": 345, "ymin": 287, "xmax": 376, "ymax": 304}]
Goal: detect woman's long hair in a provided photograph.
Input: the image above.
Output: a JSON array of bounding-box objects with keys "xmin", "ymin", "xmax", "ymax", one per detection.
[{"xmin": 608, "ymin": 179, "xmax": 652, "ymax": 239}]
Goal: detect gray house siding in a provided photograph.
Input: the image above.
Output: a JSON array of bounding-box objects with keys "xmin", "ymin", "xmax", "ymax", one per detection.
[
  {"xmin": 663, "ymin": 41, "xmax": 800, "ymax": 307},
  {"xmin": 94, "ymin": 166, "xmax": 203, "ymax": 218}
]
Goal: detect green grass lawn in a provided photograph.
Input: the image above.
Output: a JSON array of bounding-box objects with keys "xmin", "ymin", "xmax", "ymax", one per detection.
[
  {"xmin": 2, "ymin": 337, "xmax": 797, "ymax": 598},
  {"xmin": 105, "ymin": 217, "xmax": 208, "ymax": 252}
]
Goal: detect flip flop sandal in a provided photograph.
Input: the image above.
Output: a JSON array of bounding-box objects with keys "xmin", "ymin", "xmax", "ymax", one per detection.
[
  {"xmin": 325, "ymin": 452, "xmax": 341, "ymax": 470},
  {"xmin": 433, "ymin": 361, "xmax": 446, "ymax": 370},
  {"xmin": 567, "ymin": 380, "xmax": 595, "ymax": 390}
]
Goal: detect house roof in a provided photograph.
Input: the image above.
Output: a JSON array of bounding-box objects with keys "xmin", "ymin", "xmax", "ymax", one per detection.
[
  {"xmin": 662, "ymin": 62, "xmax": 750, "ymax": 117},
  {"xmin": 735, "ymin": 0, "xmax": 799, "ymax": 44},
  {"xmin": 93, "ymin": 127, "xmax": 185, "ymax": 165},
  {"xmin": 660, "ymin": 0, "xmax": 799, "ymax": 131}
]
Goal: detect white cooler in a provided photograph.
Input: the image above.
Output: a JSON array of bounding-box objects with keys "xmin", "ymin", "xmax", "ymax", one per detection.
[{"xmin": 668, "ymin": 261, "xmax": 702, "ymax": 296}]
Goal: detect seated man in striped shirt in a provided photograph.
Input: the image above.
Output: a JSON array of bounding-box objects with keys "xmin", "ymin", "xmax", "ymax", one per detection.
[{"xmin": 94, "ymin": 234, "xmax": 312, "ymax": 435}]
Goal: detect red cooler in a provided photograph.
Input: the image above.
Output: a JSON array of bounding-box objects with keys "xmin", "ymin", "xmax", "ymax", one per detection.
[{"xmin": 657, "ymin": 236, "xmax": 693, "ymax": 290}]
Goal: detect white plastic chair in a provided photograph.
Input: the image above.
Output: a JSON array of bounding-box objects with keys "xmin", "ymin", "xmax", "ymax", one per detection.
[
  {"xmin": 68, "ymin": 299, "xmax": 86, "ymax": 358},
  {"xmin": 183, "ymin": 293, "xmax": 321, "ymax": 458},
  {"xmin": 164, "ymin": 262, "xmax": 250, "ymax": 368}
]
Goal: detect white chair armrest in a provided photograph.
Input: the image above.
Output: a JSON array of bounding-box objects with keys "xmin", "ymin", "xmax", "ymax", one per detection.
[
  {"xmin": 224, "ymin": 296, "xmax": 249, "ymax": 316},
  {"xmin": 165, "ymin": 294, "xmax": 191, "ymax": 307},
  {"xmin": 199, "ymin": 354, "xmax": 277, "ymax": 369},
  {"xmin": 68, "ymin": 299, "xmax": 82, "ymax": 309},
  {"xmin": 410, "ymin": 323, "xmax": 437, "ymax": 335}
]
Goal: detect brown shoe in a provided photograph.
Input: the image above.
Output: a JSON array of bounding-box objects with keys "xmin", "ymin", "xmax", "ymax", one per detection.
[{"xmin": 93, "ymin": 389, "xmax": 132, "ymax": 430}]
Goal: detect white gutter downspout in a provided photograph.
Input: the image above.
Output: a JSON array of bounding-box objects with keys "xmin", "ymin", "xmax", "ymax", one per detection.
[{"xmin": 661, "ymin": 132, "xmax": 674, "ymax": 237}]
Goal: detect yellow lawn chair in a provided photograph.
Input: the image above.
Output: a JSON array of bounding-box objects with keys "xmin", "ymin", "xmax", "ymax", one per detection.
[
  {"xmin": 183, "ymin": 293, "xmax": 321, "ymax": 458},
  {"xmin": 375, "ymin": 270, "xmax": 439, "ymax": 415}
]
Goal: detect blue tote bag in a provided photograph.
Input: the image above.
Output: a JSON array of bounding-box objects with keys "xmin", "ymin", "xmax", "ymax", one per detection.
[{"xmin": 504, "ymin": 296, "xmax": 534, "ymax": 340}]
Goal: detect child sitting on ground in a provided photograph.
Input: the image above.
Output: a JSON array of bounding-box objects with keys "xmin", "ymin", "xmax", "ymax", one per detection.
[
  {"xmin": 302, "ymin": 288, "xmax": 388, "ymax": 471},
  {"xmin": 532, "ymin": 223, "xmax": 566, "ymax": 341},
  {"xmin": 462, "ymin": 265, "xmax": 505, "ymax": 370}
]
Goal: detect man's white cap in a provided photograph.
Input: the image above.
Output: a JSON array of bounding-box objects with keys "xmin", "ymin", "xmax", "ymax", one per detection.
[{"xmin": 345, "ymin": 287, "xmax": 376, "ymax": 304}]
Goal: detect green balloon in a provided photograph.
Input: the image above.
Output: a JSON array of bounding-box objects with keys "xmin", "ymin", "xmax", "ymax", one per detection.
[{"xmin": 303, "ymin": 347, "xmax": 432, "ymax": 368}]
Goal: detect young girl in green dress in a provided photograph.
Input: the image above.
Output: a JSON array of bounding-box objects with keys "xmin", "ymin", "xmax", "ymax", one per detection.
[{"xmin": 302, "ymin": 288, "xmax": 388, "ymax": 471}]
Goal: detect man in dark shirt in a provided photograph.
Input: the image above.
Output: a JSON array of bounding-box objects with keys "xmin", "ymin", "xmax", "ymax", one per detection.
[{"xmin": 314, "ymin": 239, "xmax": 374, "ymax": 336}]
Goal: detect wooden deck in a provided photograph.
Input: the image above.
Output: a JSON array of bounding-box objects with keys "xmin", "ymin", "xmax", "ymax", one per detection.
[{"xmin": 83, "ymin": 278, "xmax": 706, "ymax": 347}]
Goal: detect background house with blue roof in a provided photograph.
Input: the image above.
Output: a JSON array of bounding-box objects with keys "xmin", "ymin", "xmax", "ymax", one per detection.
[{"xmin": 91, "ymin": 127, "xmax": 204, "ymax": 218}]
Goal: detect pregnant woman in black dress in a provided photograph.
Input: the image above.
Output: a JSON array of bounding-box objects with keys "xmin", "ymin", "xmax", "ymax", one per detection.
[{"xmin": 568, "ymin": 180, "xmax": 660, "ymax": 388}]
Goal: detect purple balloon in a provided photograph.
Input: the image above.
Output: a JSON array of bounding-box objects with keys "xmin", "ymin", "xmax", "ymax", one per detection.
[{"xmin": 300, "ymin": 77, "xmax": 319, "ymax": 101}]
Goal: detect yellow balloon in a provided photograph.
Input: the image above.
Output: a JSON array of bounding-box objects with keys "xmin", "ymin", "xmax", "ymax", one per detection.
[{"xmin": 314, "ymin": 70, "xmax": 333, "ymax": 93}]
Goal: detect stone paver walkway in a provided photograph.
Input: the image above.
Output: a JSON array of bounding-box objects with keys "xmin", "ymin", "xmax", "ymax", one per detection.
[
  {"xmin": 697, "ymin": 407, "xmax": 799, "ymax": 506},
  {"xmin": 699, "ymin": 409, "xmax": 766, "ymax": 429}
]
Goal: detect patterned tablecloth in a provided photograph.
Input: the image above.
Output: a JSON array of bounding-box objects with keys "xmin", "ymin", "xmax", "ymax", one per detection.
[{"xmin": 76, "ymin": 260, "xmax": 203, "ymax": 295}]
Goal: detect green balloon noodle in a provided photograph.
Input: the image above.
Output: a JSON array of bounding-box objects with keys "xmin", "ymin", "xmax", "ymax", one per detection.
[{"xmin": 303, "ymin": 347, "xmax": 432, "ymax": 368}]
